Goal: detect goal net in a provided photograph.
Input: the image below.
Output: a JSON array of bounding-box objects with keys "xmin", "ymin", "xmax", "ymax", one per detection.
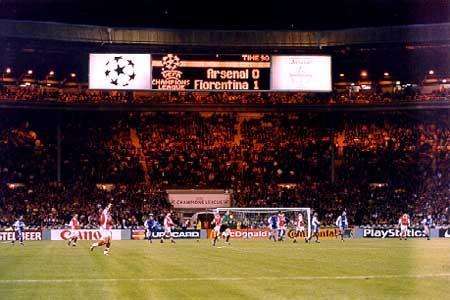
[{"xmin": 215, "ymin": 207, "xmax": 311, "ymax": 240}]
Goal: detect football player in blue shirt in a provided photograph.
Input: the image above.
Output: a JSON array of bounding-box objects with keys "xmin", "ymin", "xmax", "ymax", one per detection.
[
  {"xmin": 335, "ymin": 211, "xmax": 348, "ymax": 242},
  {"xmin": 268, "ymin": 213, "xmax": 279, "ymax": 242},
  {"xmin": 12, "ymin": 216, "xmax": 25, "ymax": 245},
  {"xmin": 144, "ymin": 214, "xmax": 158, "ymax": 243},
  {"xmin": 307, "ymin": 213, "xmax": 320, "ymax": 243},
  {"xmin": 421, "ymin": 215, "xmax": 433, "ymax": 240}
]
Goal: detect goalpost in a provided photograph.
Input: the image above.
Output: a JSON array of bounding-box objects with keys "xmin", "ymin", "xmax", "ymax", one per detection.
[{"xmin": 215, "ymin": 207, "xmax": 312, "ymax": 239}]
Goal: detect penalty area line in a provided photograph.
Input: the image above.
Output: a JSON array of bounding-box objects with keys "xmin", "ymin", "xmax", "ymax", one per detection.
[{"xmin": 0, "ymin": 274, "xmax": 449, "ymax": 283}]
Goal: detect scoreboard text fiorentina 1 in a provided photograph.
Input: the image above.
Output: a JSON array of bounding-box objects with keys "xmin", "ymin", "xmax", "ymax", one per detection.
[
  {"xmin": 89, "ymin": 53, "xmax": 332, "ymax": 92},
  {"xmin": 151, "ymin": 54, "xmax": 271, "ymax": 91}
]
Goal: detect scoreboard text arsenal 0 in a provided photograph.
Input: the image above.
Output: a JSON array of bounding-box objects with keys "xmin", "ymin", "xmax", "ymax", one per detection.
[{"xmin": 151, "ymin": 54, "xmax": 271, "ymax": 91}]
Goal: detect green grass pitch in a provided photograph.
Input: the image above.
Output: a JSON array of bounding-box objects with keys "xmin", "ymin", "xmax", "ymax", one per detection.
[{"xmin": 0, "ymin": 239, "xmax": 449, "ymax": 299}]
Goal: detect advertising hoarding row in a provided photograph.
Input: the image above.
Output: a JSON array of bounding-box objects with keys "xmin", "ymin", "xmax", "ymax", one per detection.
[
  {"xmin": 89, "ymin": 53, "xmax": 332, "ymax": 92},
  {"xmin": 2, "ymin": 227, "xmax": 448, "ymax": 240}
]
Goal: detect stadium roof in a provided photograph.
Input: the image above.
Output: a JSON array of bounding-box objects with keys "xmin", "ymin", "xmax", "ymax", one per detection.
[
  {"xmin": 1, "ymin": 19, "xmax": 449, "ymax": 49},
  {"xmin": 0, "ymin": 0, "xmax": 448, "ymax": 30}
]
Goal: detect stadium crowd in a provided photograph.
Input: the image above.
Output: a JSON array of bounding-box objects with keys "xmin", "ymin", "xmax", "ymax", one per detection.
[
  {"xmin": 0, "ymin": 85, "xmax": 449, "ymax": 104},
  {"xmin": 0, "ymin": 110, "xmax": 449, "ymax": 229}
]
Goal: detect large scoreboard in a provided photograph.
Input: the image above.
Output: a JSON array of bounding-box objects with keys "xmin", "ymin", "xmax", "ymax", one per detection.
[
  {"xmin": 151, "ymin": 54, "xmax": 270, "ymax": 91},
  {"xmin": 89, "ymin": 53, "xmax": 331, "ymax": 92}
]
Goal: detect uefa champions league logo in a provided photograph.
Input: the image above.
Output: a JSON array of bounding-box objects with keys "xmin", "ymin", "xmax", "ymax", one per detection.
[
  {"xmin": 152, "ymin": 53, "xmax": 190, "ymax": 89},
  {"xmin": 161, "ymin": 54, "xmax": 183, "ymax": 80},
  {"xmin": 104, "ymin": 56, "xmax": 136, "ymax": 87},
  {"xmin": 162, "ymin": 54, "xmax": 181, "ymax": 71}
]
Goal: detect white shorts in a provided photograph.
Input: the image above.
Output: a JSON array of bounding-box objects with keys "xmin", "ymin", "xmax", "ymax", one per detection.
[
  {"xmin": 214, "ymin": 225, "xmax": 221, "ymax": 234},
  {"xmin": 69, "ymin": 230, "xmax": 79, "ymax": 239},
  {"xmin": 100, "ymin": 229, "xmax": 112, "ymax": 240},
  {"xmin": 296, "ymin": 226, "xmax": 305, "ymax": 232},
  {"xmin": 164, "ymin": 227, "xmax": 172, "ymax": 235},
  {"xmin": 222, "ymin": 228, "xmax": 231, "ymax": 237},
  {"xmin": 400, "ymin": 225, "xmax": 408, "ymax": 232}
]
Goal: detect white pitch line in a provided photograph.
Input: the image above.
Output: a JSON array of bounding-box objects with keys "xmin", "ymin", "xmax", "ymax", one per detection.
[{"xmin": 0, "ymin": 274, "xmax": 449, "ymax": 283}]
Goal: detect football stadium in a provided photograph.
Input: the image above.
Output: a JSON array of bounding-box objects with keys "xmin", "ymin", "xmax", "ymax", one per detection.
[{"xmin": 0, "ymin": 1, "xmax": 449, "ymax": 299}]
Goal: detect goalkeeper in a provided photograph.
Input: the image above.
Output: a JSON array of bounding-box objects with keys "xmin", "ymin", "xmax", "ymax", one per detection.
[{"xmin": 220, "ymin": 211, "xmax": 232, "ymax": 245}]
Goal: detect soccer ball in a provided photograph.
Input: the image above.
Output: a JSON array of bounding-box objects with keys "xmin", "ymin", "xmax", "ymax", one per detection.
[{"xmin": 104, "ymin": 56, "xmax": 136, "ymax": 87}]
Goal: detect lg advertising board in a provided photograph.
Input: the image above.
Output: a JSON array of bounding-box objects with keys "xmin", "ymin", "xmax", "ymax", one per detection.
[{"xmin": 89, "ymin": 54, "xmax": 332, "ymax": 92}]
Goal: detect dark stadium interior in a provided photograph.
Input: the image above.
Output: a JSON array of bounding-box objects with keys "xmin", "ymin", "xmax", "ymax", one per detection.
[
  {"xmin": 0, "ymin": 0, "xmax": 449, "ymax": 231},
  {"xmin": 0, "ymin": 3, "xmax": 449, "ymax": 229},
  {"xmin": 0, "ymin": 0, "xmax": 449, "ymax": 29}
]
